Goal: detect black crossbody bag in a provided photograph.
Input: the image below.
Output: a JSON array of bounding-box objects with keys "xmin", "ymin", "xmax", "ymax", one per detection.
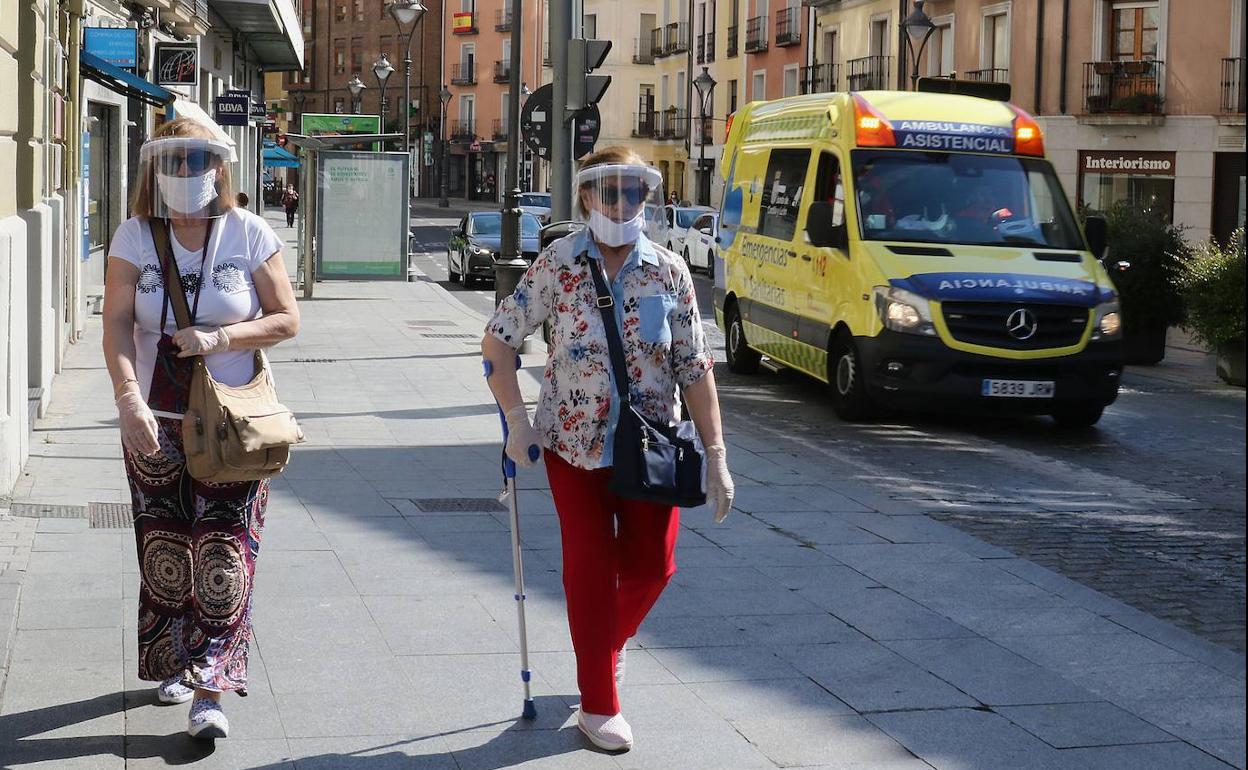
[{"xmin": 584, "ymin": 254, "xmax": 707, "ymax": 508}]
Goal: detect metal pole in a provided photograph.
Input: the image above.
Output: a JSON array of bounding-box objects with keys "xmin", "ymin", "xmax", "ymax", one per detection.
[
  {"xmin": 439, "ymin": 93, "xmax": 450, "ymax": 207},
  {"xmin": 402, "ymin": 26, "xmax": 415, "ymax": 202},
  {"xmin": 549, "ymin": 0, "xmax": 572, "ymax": 220},
  {"xmin": 501, "ymin": 2, "xmax": 524, "ymax": 262}
]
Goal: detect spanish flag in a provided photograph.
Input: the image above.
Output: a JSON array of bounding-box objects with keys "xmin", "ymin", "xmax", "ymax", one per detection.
[{"xmin": 452, "ymin": 12, "xmax": 474, "ymax": 33}]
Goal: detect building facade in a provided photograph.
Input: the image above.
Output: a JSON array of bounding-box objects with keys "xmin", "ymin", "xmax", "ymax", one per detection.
[{"xmin": 1, "ymin": 0, "xmax": 302, "ymax": 494}]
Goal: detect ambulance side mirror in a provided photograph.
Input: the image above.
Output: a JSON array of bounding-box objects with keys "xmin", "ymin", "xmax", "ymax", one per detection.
[
  {"xmin": 806, "ymin": 202, "xmax": 848, "ymax": 250},
  {"xmin": 1084, "ymin": 215, "xmax": 1108, "ymax": 260}
]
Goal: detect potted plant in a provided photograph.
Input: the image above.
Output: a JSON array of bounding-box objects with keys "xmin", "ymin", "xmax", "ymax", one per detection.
[
  {"xmin": 1179, "ymin": 229, "xmax": 1246, "ymax": 386},
  {"xmin": 1100, "ymin": 201, "xmax": 1189, "ymax": 365}
]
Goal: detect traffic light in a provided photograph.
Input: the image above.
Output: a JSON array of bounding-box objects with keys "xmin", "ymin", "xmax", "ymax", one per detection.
[{"xmin": 566, "ymin": 39, "xmax": 611, "ymax": 112}]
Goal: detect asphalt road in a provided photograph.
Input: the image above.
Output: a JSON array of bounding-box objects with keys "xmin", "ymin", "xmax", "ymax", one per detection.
[{"xmin": 410, "ymin": 214, "xmax": 1247, "ymax": 652}]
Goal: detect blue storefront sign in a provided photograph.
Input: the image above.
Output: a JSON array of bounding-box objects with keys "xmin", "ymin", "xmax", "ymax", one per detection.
[
  {"xmin": 214, "ymin": 95, "xmax": 250, "ymax": 126},
  {"xmin": 83, "ymin": 28, "xmax": 138, "ymax": 69}
]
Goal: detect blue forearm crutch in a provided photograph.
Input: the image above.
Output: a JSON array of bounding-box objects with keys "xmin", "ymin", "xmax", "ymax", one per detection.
[{"xmin": 484, "ymin": 355, "xmax": 540, "ymax": 720}]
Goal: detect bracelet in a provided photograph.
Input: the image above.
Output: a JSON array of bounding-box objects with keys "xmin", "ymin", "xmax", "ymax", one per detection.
[{"xmin": 113, "ymin": 378, "xmax": 139, "ymax": 398}]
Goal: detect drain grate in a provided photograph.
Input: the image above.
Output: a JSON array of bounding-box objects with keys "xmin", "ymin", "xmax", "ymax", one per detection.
[
  {"xmin": 288, "ymin": 358, "xmax": 341, "ymax": 363},
  {"xmin": 10, "ymin": 502, "xmax": 87, "ymax": 519},
  {"xmin": 411, "ymin": 497, "xmax": 506, "ymax": 512},
  {"xmin": 419, "ymin": 333, "xmax": 479, "ymax": 340},
  {"xmin": 406, "ymin": 320, "xmax": 457, "ymax": 327},
  {"xmin": 88, "ymin": 502, "xmax": 133, "ymax": 529}
]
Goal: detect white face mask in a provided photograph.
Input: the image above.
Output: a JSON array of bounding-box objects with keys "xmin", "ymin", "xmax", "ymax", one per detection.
[
  {"xmin": 156, "ymin": 170, "xmax": 219, "ymax": 214},
  {"xmin": 587, "ymin": 207, "xmax": 646, "ymax": 248}
]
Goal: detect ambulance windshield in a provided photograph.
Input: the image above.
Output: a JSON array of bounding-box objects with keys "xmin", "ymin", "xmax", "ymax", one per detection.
[{"xmin": 850, "ymin": 150, "xmax": 1085, "ymax": 250}]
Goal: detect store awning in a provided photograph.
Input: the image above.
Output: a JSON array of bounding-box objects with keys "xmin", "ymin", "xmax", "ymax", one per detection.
[
  {"xmin": 80, "ymin": 51, "xmax": 174, "ymax": 108},
  {"xmin": 263, "ymin": 144, "xmax": 300, "ymax": 168},
  {"xmin": 166, "ymin": 99, "xmax": 239, "ymax": 162}
]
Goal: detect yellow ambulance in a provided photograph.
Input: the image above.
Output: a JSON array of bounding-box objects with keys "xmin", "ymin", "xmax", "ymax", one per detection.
[{"xmin": 714, "ymin": 84, "xmax": 1123, "ymax": 427}]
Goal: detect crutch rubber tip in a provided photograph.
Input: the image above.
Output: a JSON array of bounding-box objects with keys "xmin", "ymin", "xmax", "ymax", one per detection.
[
  {"xmin": 527, "ymin": 445, "xmax": 540, "ymax": 462},
  {"xmin": 522, "ymin": 699, "xmax": 538, "ymax": 720}
]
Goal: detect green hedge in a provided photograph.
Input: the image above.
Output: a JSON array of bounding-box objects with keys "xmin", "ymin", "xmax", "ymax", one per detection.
[
  {"xmin": 1180, "ymin": 229, "xmax": 1246, "ymax": 349},
  {"xmin": 1101, "ymin": 201, "xmax": 1189, "ymax": 333}
]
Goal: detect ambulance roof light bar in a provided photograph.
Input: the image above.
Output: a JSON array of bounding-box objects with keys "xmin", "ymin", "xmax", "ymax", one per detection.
[
  {"xmin": 852, "ymin": 93, "xmax": 896, "ymax": 148},
  {"xmin": 1009, "ymin": 105, "xmax": 1045, "ymax": 157}
]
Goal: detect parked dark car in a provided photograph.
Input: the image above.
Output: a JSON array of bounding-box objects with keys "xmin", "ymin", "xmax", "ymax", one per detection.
[{"xmin": 447, "ymin": 211, "xmax": 542, "ymax": 287}]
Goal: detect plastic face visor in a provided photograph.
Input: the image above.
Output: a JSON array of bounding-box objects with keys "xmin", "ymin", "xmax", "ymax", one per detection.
[
  {"xmin": 575, "ymin": 163, "xmax": 665, "ymax": 222},
  {"xmin": 139, "ymin": 136, "xmax": 233, "ymax": 176}
]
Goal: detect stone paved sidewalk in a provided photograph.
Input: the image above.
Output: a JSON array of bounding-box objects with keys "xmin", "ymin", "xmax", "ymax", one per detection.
[{"xmin": 0, "ymin": 210, "xmax": 1243, "ymax": 769}]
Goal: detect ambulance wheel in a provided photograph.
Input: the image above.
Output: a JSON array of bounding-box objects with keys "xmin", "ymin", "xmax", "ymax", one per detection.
[
  {"xmin": 1051, "ymin": 403, "xmax": 1105, "ymax": 429},
  {"xmin": 828, "ymin": 332, "xmax": 875, "ymax": 421},
  {"xmin": 725, "ymin": 303, "xmax": 761, "ymax": 375}
]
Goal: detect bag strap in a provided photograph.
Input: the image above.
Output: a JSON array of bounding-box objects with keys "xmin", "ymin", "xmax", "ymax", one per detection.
[
  {"xmin": 584, "ymin": 252, "xmax": 632, "ymax": 404},
  {"xmin": 150, "ymin": 217, "xmax": 212, "ymax": 331}
]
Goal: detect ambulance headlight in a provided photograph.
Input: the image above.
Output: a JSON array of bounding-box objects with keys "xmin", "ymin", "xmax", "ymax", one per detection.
[
  {"xmin": 1092, "ymin": 299, "xmax": 1122, "ymax": 340},
  {"xmin": 873, "ymin": 286, "xmax": 937, "ymax": 336}
]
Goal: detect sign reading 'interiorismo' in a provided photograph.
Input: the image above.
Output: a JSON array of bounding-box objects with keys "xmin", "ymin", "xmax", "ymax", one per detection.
[{"xmin": 1079, "ymin": 150, "xmax": 1176, "ymax": 175}]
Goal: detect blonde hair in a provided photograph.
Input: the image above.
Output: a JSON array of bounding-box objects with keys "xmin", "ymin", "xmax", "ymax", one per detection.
[
  {"xmin": 575, "ymin": 145, "xmax": 652, "ymax": 218},
  {"xmin": 130, "ymin": 118, "xmax": 235, "ymax": 218}
]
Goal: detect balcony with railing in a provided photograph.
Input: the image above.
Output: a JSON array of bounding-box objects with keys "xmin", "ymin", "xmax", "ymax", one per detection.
[
  {"xmin": 697, "ymin": 31, "xmax": 716, "ymax": 63},
  {"xmin": 800, "ymin": 63, "xmax": 839, "ymax": 94},
  {"xmin": 494, "ymin": 8, "xmax": 512, "ymax": 31},
  {"xmin": 745, "ymin": 16, "xmax": 768, "ymax": 53},
  {"xmin": 650, "ymin": 27, "xmax": 668, "ymax": 58},
  {"xmin": 658, "ymin": 107, "xmax": 688, "ymax": 140},
  {"xmin": 966, "ymin": 67, "xmax": 1009, "ymax": 83},
  {"xmin": 1083, "ymin": 60, "xmax": 1165, "ymax": 115},
  {"xmin": 633, "ymin": 110, "xmax": 657, "ymax": 138},
  {"xmin": 847, "ymin": 55, "xmax": 890, "ymax": 90},
  {"xmin": 776, "ymin": 7, "xmax": 800, "ymax": 47},
  {"xmin": 492, "ymin": 118, "xmax": 508, "ymax": 141},
  {"xmin": 451, "ymin": 119, "xmax": 475, "ymax": 141},
  {"xmin": 1223, "ymin": 57, "xmax": 1246, "ymax": 114},
  {"xmin": 665, "ymin": 22, "xmax": 690, "ymax": 54},
  {"xmin": 451, "ymin": 62, "xmax": 476, "ymax": 85},
  {"xmin": 726, "ymin": 24, "xmax": 738, "ymax": 57},
  {"xmin": 634, "ymin": 36, "xmax": 656, "ymax": 64},
  {"xmin": 493, "ymin": 60, "xmax": 510, "ymax": 83}
]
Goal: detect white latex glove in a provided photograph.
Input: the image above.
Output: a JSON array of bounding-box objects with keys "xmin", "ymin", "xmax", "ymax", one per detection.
[
  {"xmin": 173, "ymin": 325, "xmax": 231, "ymax": 358},
  {"xmin": 705, "ymin": 444, "xmax": 734, "ymax": 523},
  {"xmin": 504, "ymin": 405, "xmax": 542, "ymax": 468},
  {"xmin": 116, "ymin": 390, "xmax": 161, "ymax": 457}
]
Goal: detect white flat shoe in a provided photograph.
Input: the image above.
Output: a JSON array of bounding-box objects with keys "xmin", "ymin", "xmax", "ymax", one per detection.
[
  {"xmin": 187, "ymin": 697, "xmax": 229, "ymax": 739},
  {"xmin": 577, "ymin": 708, "xmax": 633, "ymax": 752},
  {"xmin": 156, "ymin": 676, "xmax": 193, "ymax": 705}
]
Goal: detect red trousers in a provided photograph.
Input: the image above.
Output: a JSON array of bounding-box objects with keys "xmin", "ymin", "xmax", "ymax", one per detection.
[{"xmin": 544, "ymin": 450, "xmax": 680, "ymax": 715}]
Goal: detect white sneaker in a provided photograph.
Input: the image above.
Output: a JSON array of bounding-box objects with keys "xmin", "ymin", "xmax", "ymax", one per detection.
[
  {"xmin": 577, "ymin": 708, "xmax": 633, "ymax": 752},
  {"xmin": 615, "ymin": 647, "xmax": 626, "ymax": 687},
  {"xmin": 156, "ymin": 676, "xmax": 194, "ymax": 705},
  {"xmin": 187, "ymin": 697, "xmax": 229, "ymax": 739}
]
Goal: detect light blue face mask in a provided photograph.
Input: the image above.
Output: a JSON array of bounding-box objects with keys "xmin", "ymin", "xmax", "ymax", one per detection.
[{"xmin": 587, "ymin": 207, "xmax": 646, "ymax": 248}]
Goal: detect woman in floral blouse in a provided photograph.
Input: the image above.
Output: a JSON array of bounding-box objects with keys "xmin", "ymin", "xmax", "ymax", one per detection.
[{"xmin": 482, "ymin": 147, "xmax": 734, "ymax": 752}]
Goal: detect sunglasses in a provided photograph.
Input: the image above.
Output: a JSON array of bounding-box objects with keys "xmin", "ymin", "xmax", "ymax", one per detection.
[
  {"xmin": 596, "ymin": 184, "xmax": 649, "ymax": 207},
  {"xmin": 156, "ymin": 149, "xmax": 218, "ymax": 176}
]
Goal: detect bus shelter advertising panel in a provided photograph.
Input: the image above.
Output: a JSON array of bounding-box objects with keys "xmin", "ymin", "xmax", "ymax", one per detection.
[{"xmin": 316, "ymin": 151, "xmax": 409, "ymax": 279}]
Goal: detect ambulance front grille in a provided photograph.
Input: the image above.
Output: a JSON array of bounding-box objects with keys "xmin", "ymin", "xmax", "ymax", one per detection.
[{"xmin": 941, "ymin": 302, "xmax": 1089, "ymax": 351}]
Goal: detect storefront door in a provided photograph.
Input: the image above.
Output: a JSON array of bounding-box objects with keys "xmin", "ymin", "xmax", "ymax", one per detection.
[{"xmin": 1213, "ymin": 152, "xmax": 1246, "ymax": 245}]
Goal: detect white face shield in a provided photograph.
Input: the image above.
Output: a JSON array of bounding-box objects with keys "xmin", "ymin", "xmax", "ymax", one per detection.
[
  {"xmin": 139, "ymin": 136, "xmax": 234, "ymax": 219},
  {"xmin": 574, "ymin": 163, "xmax": 666, "ymax": 248}
]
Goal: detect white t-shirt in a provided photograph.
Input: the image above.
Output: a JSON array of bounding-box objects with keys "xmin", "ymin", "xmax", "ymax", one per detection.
[{"xmin": 109, "ymin": 207, "xmax": 284, "ymax": 406}]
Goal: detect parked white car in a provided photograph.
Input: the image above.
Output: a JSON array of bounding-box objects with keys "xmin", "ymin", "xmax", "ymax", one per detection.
[
  {"xmin": 518, "ymin": 192, "xmax": 552, "ymax": 224},
  {"xmin": 663, "ymin": 204, "xmax": 714, "ymax": 253},
  {"xmin": 681, "ymin": 211, "xmax": 719, "ymax": 274}
]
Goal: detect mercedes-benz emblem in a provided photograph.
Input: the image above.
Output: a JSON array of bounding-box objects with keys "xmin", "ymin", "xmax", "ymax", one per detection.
[{"xmin": 1006, "ymin": 308, "xmax": 1038, "ymax": 340}]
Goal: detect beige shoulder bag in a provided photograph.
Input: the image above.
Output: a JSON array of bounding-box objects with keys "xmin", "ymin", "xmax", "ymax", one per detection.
[{"xmin": 151, "ymin": 218, "xmax": 303, "ymax": 483}]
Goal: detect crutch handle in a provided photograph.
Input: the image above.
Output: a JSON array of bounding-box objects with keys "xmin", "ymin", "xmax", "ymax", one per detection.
[{"xmin": 483, "ymin": 357, "xmax": 540, "ymax": 477}]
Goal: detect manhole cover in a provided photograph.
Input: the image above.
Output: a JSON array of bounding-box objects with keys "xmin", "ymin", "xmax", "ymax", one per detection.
[
  {"xmin": 10, "ymin": 502, "xmax": 87, "ymax": 519},
  {"xmin": 411, "ymin": 498, "xmax": 506, "ymax": 512},
  {"xmin": 88, "ymin": 502, "xmax": 133, "ymax": 529},
  {"xmin": 420, "ymin": 333, "xmax": 479, "ymax": 339}
]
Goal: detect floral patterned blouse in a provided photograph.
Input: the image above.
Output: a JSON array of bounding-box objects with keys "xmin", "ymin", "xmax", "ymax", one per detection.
[{"xmin": 487, "ymin": 229, "xmax": 713, "ymax": 470}]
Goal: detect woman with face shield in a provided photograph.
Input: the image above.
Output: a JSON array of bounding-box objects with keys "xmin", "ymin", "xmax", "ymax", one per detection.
[
  {"xmin": 481, "ymin": 147, "xmax": 734, "ymax": 752},
  {"xmin": 100, "ymin": 118, "xmax": 300, "ymax": 740}
]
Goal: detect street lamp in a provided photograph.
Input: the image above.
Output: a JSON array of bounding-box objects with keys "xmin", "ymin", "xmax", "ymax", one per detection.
[
  {"xmin": 388, "ymin": 0, "xmax": 427, "ymax": 201},
  {"xmin": 692, "ymin": 66, "xmax": 716, "ymax": 206},
  {"xmin": 373, "ymin": 53, "xmax": 395, "ymax": 136},
  {"xmin": 346, "ymin": 74, "xmax": 366, "ymax": 114},
  {"xmin": 901, "ymin": 0, "xmax": 937, "ymax": 89},
  {"xmin": 438, "ymin": 84, "xmax": 452, "ymax": 208}
]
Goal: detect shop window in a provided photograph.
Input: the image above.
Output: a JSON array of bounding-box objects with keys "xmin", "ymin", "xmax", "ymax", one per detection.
[
  {"xmin": 759, "ymin": 148, "xmax": 810, "ymax": 241},
  {"xmin": 1079, "ymin": 150, "xmax": 1176, "ymax": 222}
]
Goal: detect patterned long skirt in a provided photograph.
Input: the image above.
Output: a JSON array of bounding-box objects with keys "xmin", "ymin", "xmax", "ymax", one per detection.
[{"xmin": 124, "ymin": 416, "xmax": 267, "ymax": 694}]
